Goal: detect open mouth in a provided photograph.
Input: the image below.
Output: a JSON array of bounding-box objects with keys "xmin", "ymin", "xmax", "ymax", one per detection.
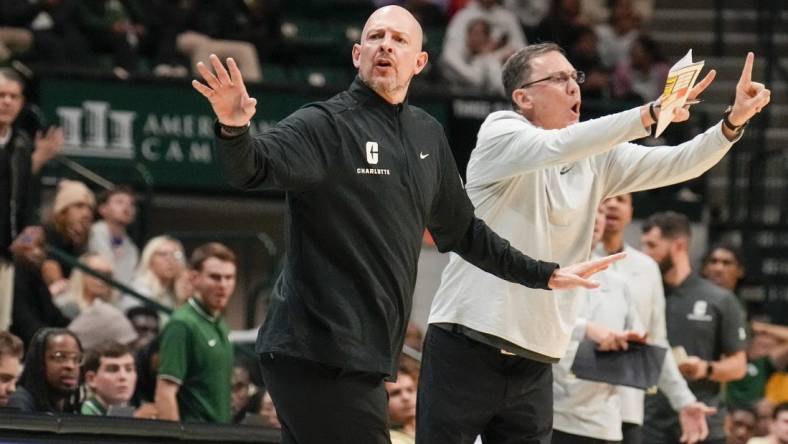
[
  {"xmin": 374, "ymin": 58, "xmax": 393, "ymax": 69},
  {"xmin": 570, "ymin": 101, "xmax": 581, "ymax": 115}
]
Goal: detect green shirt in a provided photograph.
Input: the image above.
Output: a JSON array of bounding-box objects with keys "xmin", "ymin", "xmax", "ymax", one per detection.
[
  {"xmin": 726, "ymin": 356, "xmax": 775, "ymax": 407},
  {"xmin": 158, "ymin": 298, "xmax": 233, "ymax": 423},
  {"xmin": 80, "ymin": 397, "xmax": 108, "ymax": 416}
]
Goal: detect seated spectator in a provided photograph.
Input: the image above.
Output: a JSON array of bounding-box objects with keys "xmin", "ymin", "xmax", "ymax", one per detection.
[
  {"xmin": 611, "ymin": 35, "xmax": 668, "ymax": 103},
  {"xmin": 126, "ymin": 306, "xmax": 160, "ymax": 351},
  {"xmin": 7, "ymin": 328, "xmax": 83, "ymax": 413},
  {"xmin": 42, "ymin": 180, "xmax": 95, "ymax": 297},
  {"xmin": 702, "ymin": 243, "xmax": 745, "ymax": 292},
  {"xmin": 81, "ymin": 341, "xmax": 137, "ymax": 416},
  {"xmin": 57, "ymin": 252, "xmax": 115, "ymax": 318},
  {"xmin": 750, "ymin": 402, "xmax": 788, "ymax": 444},
  {"xmin": 0, "ymin": 331, "xmax": 23, "ymax": 407},
  {"xmin": 726, "ymin": 321, "xmax": 788, "ymax": 409},
  {"xmin": 246, "ymin": 388, "xmax": 280, "ymax": 429},
  {"xmin": 594, "ymin": 0, "xmax": 641, "ymax": 68},
  {"xmin": 566, "ymin": 25, "xmax": 608, "ymax": 99},
  {"xmin": 443, "ymin": 0, "xmax": 526, "ymax": 72},
  {"xmin": 440, "ymin": 18, "xmax": 505, "ymax": 96},
  {"xmin": 755, "ymin": 398, "xmax": 776, "ymax": 438},
  {"xmin": 10, "ymin": 226, "xmax": 69, "ymax": 347},
  {"xmin": 77, "ymin": 0, "xmax": 147, "ymax": 78},
  {"xmin": 503, "ymin": 0, "xmax": 549, "ymax": 42},
  {"xmin": 386, "ymin": 368, "xmax": 417, "ymax": 444},
  {"xmin": 724, "ymin": 406, "xmax": 757, "ymax": 444},
  {"xmin": 88, "ymin": 186, "xmax": 139, "ymax": 287},
  {"xmin": 66, "ymin": 254, "xmax": 139, "ymax": 350},
  {"xmin": 532, "ymin": 0, "xmax": 586, "ymax": 48},
  {"xmin": 154, "ymin": 242, "xmax": 237, "ymax": 423},
  {"xmin": 231, "ymin": 362, "xmax": 254, "ymax": 424},
  {"xmin": 122, "ymin": 235, "xmax": 185, "ymax": 311},
  {"xmin": 172, "ymin": 0, "xmax": 262, "ymax": 82}
]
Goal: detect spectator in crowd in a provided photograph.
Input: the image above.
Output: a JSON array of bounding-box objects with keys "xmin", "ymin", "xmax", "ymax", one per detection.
[
  {"xmin": 0, "ymin": 330, "xmax": 23, "ymax": 407},
  {"xmin": 10, "ymin": 226, "xmax": 69, "ymax": 347},
  {"xmin": 400, "ymin": 323, "xmax": 424, "ymax": 379},
  {"xmin": 640, "ymin": 211, "xmax": 748, "ymax": 444},
  {"xmin": 57, "ymin": 252, "xmax": 115, "ymax": 318},
  {"xmin": 126, "ymin": 305, "xmax": 159, "ymax": 351},
  {"xmin": 81, "ymin": 341, "xmax": 137, "ymax": 415},
  {"xmin": 132, "ymin": 336, "xmax": 158, "ymax": 405},
  {"xmin": 502, "ymin": 0, "xmax": 549, "ymax": 42},
  {"xmin": 443, "ymin": 0, "xmax": 526, "ymax": 76},
  {"xmin": 257, "ymin": 389, "xmax": 280, "ymax": 429},
  {"xmin": 230, "ymin": 362, "xmax": 253, "ymax": 424},
  {"xmin": 78, "ymin": 0, "xmax": 147, "ymax": 78},
  {"xmin": 755, "ymin": 399, "xmax": 777, "ymax": 438},
  {"xmin": 440, "ymin": 18, "xmax": 505, "ymax": 96},
  {"xmin": 0, "ymin": 4, "xmax": 33, "ymax": 62},
  {"xmin": 171, "ymin": 0, "xmax": 262, "ymax": 82},
  {"xmin": 155, "ymin": 242, "xmax": 236, "ymax": 423},
  {"xmin": 532, "ymin": 0, "xmax": 586, "ymax": 48},
  {"xmin": 88, "ymin": 186, "xmax": 139, "ymax": 287},
  {"xmin": 595, "ymin": 0, "xmax": 641, "ymax": 69},
  {"xmin": 123, "ymin": 235, "xmax": 185, "ymax": 311},
  {"xmin": 611, "ymin": 35, "xmax": 669, "ymax": 103},
  {"xmin": 66, "ymin": 253, "xmax": 139, "ymax": 350},
  {"xmin": 42, "ymin": 179, "xmax": 95, "ymax": 297},
  {"xmin": 750, "ymin": 402, "xmax": 788, "ymax": 444},
  {"xmin": 375, "ymin": 0, "xmax": 448, "ymax": 27},
  {"xmin": 0, "ymin": 68, "xmax": 36, "ymax": 331},
  {"xmin": 386, "ymin": 368, "xmax": 417, "ymax": 444},
  {"xmin": 130, "ymin": 0, "xmax": 188, "ymax": 77},
  {"xmin": 232, "ymin": 0, "xmax": 296, "ymax": 67},
  {"xmin": 8, "ymin": 327, "xmax": 83, "ymax": 413},
  {"xmin": 566, "ymin": 26, "xmax": 608, "ymax": 99},
  {"xmin": 702, "ymin": 243, "xmax": 745, "ymax": 293},
  {"xmin": 724, "ymin": 406, "xmax": 757, "ymax": 444},
  {"xmin": 580, "ymin": 0, "xmax": 654, "ymax": 25},
  {"xmin": 601, "ymin": 193, "xmax": 711, "ymax": 444},
  {"xmin": 553, "ymin": 204, "xmax": 647, "ymax": 443},
  {"xmin": 726, "ymin": 322, "xmax": 788, "ymax": 409}
]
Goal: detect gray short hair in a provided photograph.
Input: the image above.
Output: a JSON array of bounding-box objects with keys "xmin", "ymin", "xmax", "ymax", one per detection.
[{"xmin": 502, "ymin": 42, "xmax": 564, "ymax": 108}]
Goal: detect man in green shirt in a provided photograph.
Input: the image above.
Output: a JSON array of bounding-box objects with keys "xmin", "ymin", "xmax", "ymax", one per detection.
[
  {"xmin": 155, "ymin": 242, "xmax": 237, "ymax": 423},
  {"xmin": 81, "ymin": 341, "xmax": 137, "ymax": 416}
]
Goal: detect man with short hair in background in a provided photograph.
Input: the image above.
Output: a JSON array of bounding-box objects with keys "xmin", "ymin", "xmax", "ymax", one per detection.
[
  {"xmin": 155, "ymin": 242, "xmax": 236, "ymax": 423},
  {"xmin": 81, "ymin": 341, "xmax": 137, "ymax": 415},
  {"xmin": 0, "ymin": 330, "xmax": 23, "ymax": 406},
  {"xmin": 640, "ymin": 211, "xmax": 748, "ymax": 444},
  {"xmin": 88, "ymin": 186, "xmax": 139, "ymax": 286}
]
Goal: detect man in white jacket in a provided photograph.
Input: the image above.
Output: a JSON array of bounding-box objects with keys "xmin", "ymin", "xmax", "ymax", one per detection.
[
  {"xmin": 601, "ymin": 193, "xmax": 706, "ymax": 444},
  {"xmin": 417, "ymin": 42, "xmax": 770, "ymax": 444}
]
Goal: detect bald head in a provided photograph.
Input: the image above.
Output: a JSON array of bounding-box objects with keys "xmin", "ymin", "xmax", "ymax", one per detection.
[
  {"xmin": 352, "ymin": 5, "xmax": 429, "ymax": 104},
  {"xmin": 361, "ymin": 6, "xmax": 424, "ymax": 51}
]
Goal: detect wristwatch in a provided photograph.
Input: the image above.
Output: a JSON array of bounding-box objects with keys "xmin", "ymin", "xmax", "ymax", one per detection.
[
  {"xmin": 217, "ymin": 121, "xmax": 251, "ymax": 138},
  {"xmin": 722, "ymin": 106, "xmax": 748, "ymax": 134}
]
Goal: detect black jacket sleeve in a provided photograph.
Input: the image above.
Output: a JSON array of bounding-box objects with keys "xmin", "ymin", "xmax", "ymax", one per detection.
[
  {"xmin": 215, "ymin": 105, "xmax": 337, "ymax": 191},
  {"xmin": 427, "ymin": 136, "xmax": 558, "ymax": 290}
]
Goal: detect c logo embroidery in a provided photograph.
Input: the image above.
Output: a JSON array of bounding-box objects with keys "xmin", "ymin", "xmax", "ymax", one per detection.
[{"xmin": 366, "ymin": 141, "xmax": 379, "ymax": 164}]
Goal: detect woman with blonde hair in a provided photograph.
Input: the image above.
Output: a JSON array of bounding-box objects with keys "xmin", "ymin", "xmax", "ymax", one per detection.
[{"xmin": 121, "ymin": 235, "xmax": 185, "ymax": 311}]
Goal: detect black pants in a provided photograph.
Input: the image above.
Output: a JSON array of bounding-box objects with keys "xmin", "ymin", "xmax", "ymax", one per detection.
[
  {"xmin": 259, "ymin": 353, "xmax": 391, "ymax": 444},
  {"xmin": 621, "ymin": 423, "xmax": 641, "ymax": 444},
  {"xmin": 416, "ymin": 325, "xmax": 553, "ymax": 444},
  {"xmin": 552, "ymin": 430, "xmax": 620, "ymax": 444}
]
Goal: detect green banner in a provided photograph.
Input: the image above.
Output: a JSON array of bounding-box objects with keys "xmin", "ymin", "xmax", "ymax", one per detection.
[{"xmin": 38, "ymin": 77, "xmax": 448, "ymax": 192}]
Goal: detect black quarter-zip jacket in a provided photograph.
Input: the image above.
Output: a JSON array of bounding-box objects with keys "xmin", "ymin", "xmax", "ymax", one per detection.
[{"xmin": 217, "ymin": 77, "xmax": 559, "ymax": 378}]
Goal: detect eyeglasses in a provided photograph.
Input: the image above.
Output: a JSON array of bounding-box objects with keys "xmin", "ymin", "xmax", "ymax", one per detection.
[
  {"xmin": 47, "ymin": 351, "xmax": 85, "ymax": 366},
  {"xmin": 519, "ymin": 70, "xmax": 585, "ymax": 89},
  {"xmin": 154, "ymin": 250, "xmax": 184, "ymax": 261}
]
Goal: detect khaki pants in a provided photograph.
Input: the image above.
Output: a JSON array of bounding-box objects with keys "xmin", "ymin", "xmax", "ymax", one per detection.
[
  {"xmin": 177, "ymin": 31, "xmax": 262, "ymax": 83},
  {"xmin": 0, "ymin": 258, "xmax": 14, "ymax": 331}
]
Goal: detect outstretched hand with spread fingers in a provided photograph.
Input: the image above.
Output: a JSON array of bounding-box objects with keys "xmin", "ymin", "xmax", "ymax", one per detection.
[
  {"xmin": 192, "ymin": 54, "xmax": 257, "ymax": 127},
  {"xmin": 547, "ymin": 252, "xmax": 626, "ymax": 290}
]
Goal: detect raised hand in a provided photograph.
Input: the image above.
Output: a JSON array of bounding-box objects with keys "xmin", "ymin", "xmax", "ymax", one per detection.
[
  {"xmin": 728, "ymin": 52, "xmax": 771, "ymax": 126},
  {"xmin": 192, "ymin": 54, "xmax": 257, "ymax": 127},
  {"xmin": 547, "ymin": 252, "xmax": 626, "ymax": 290},
  {"xmin": 670, "ymin": 69, "xmax": 717, "ymax": 123}
]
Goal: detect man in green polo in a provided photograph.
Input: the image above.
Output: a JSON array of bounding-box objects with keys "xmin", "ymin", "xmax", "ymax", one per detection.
[{"xmin": 155, "ymin": 242, "xmax": 237, "ymax": 423}]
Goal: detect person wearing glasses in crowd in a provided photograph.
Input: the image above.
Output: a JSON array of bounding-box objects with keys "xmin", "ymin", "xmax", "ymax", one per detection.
[
  {"xmin": 420, "ymin": 42, "xmax": 770, "ymax": 443},
  {"xmin": 7, "ymin": 328, "xmax": 83, "ymax": 413}
]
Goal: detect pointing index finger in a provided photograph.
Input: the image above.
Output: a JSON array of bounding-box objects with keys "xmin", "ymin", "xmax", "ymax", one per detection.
[{"xmin": 739, "ymin": 52, "xmax": 754, "ymax": 86}]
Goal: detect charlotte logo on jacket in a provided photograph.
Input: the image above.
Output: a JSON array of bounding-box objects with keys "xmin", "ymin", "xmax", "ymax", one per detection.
[{"xmin": 357, "ymin": 141, "xmax": 391, "ymax": 176}]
